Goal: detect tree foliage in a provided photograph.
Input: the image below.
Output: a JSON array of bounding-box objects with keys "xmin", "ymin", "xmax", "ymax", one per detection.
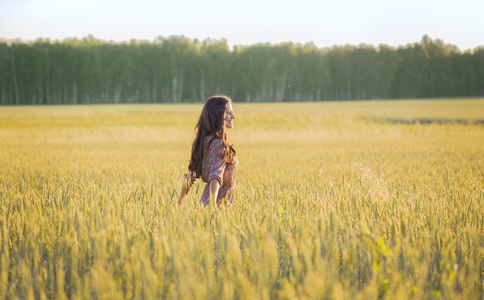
[{"xmin": 0, "ymin": 35, "xmax": 482, "ymax": 105}]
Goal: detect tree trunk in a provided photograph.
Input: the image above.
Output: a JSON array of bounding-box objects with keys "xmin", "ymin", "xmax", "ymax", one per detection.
[{"xmin": 5, "ymin": 47, "xmax": 20, "ymax": 105}]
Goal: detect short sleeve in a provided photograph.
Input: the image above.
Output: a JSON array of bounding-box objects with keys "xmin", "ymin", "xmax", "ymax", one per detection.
[{"xmin": 206, "ymin": 138, "xmax": 226, "ymax": 185}]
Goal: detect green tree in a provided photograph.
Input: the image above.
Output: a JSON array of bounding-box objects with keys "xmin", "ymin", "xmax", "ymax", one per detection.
[{"xmin": 0, "ymin": 35, "xmax": 482, "ymax": 105}]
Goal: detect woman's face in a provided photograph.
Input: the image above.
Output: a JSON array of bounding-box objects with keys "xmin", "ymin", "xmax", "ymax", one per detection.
[{"xmin": 224, "ymin": 103, "xmax": 236, "ymax": 129}]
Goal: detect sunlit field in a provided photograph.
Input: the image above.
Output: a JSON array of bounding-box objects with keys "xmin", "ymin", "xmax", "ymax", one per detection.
[{"xmin": 0, "ymin": 99, "xmax": 483, "ymax": 299}]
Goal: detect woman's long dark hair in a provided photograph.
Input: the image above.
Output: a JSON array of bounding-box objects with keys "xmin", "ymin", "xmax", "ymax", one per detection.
[{"xmin": 188, "ymin": 95, "xmax": 236, "ymax": 179}]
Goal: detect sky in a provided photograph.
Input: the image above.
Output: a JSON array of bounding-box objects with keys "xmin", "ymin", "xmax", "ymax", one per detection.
[{"xmin": 1, "ymin": 0, "xmax": 483, "ymax": 51}]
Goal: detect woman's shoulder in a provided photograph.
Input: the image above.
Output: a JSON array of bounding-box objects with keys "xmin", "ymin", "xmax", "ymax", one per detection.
[
  {"xmin": 205, "ymin": 135, "xmax": 221, "ymax": 143},
  {"xmin": 205, "ymin": 135, "xmax": 223, "ymax": 148}
]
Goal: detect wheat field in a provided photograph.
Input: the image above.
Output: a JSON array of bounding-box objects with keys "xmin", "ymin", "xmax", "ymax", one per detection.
[{"xmin": 0, "ymin": 99, "xmax": 483, "ymax": 299}]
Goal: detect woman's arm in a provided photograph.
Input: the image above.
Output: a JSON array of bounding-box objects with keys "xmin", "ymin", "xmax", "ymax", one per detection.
[
  {"xmin": 208, "ymin": 179, "xmax": 220, "ymax": 204},
  {"xmin": 178, "ymin": 173, "xmax": 195, "ymax": 206}
]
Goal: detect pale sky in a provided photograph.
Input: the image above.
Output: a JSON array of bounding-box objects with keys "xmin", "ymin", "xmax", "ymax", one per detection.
[{"xmin": 1, "ymin": 0, "xmax": 483, "ymax": 51}]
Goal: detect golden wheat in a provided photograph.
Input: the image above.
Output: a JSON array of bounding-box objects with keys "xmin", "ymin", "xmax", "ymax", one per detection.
[{"xmin": 0, "ymin": 99, "xmax": 483, "ymax": 299}]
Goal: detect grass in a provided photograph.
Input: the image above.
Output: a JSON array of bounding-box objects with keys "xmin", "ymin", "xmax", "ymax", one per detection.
[{"xmin": 0, "ymin": 98, "xmax": 483, "ymax": 299}]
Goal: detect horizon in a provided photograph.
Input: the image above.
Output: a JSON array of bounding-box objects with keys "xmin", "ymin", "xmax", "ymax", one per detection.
[{"xmin": 1, "ymin": 34, "xmax": 479, "ymax": 53}]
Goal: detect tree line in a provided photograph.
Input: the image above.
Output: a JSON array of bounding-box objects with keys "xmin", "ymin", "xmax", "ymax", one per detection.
[{"xmin": 0, "ymin": 35, "xmax": 483, "ymax": 105}]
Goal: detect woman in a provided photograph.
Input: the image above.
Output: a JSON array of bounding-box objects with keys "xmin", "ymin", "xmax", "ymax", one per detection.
[{"xmin": 178, "ymin": 95, "xmax": 238, "ymax": 206}]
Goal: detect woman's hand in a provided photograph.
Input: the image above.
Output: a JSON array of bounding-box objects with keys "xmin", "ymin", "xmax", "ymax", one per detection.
[
  {"xmin": 178, "ymin": 173, "xmax": 194, "ymax": 206},
  {"xmin": 177, "ymin": 180, "xmax": 188, "ymax": 206}
]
